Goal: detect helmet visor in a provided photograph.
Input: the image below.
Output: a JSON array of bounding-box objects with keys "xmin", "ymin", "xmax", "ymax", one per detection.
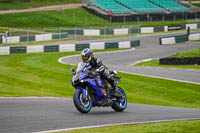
[{"xmin": 82, "ymin": 55, "xmax": 89, "ymax": 61}]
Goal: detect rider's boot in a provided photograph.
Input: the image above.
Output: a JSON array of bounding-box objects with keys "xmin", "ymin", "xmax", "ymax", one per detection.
[
  {"xmin": 108, "ymin": 77, "xmax": 122, "ymax": 98},
  {"xmin": 110, "ymin": 86, "xmax": 122, "ymax": 98}
]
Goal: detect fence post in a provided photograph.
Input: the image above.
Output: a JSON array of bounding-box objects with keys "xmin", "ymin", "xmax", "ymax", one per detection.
[
  {"xmin": 5, "ymin": 31, "xmax": 8, "ymax": 44},
  {"xmin": 59, "ymin": 27, "xmax": 61, "ymax": 41},
  {"xmin": 75, "ymin": 27, "xmax": 77, "ymax": 40},
  {"xmin": 27, "ymin": 28, "xmax": 29, "ymax": 43},
  {"xmin": 9, "ymin": 29, "xmax": 11, "ymax": 37}
]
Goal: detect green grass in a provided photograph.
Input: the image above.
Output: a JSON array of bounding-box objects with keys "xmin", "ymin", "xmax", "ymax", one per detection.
[
  {"xmin": 0, "ymin": 50, "xmax": 200, "ymax": 109},
  {"xmin": 135, "ymin": 59, "xmax": 200, "ymax": 70},
  {"xmin": 59, "ymin": 120, "xmax": 200, "ymax": 133},
  {"xmin": 0, "ymin": 0, "xmax": 81, "ymax": 10},
  {"xmin": 0, "ymin": 8, "xmax": 192, "ymax": 28},
  {"xmin": 193, "ymin": 4, "xmax": 200, "ymax": 7},
  {"xmin": 170, "ymin": 48, "xmax": 200, "ymax": 58},
  {"xmin": 135, "ymin": 48, "xmax": 200, "ymax": 70}
]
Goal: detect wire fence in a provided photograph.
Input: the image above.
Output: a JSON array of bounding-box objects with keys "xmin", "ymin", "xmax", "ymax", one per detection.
[{"xmin": 1, "ymin": 22, "xmax": 200, "ymax": 46}]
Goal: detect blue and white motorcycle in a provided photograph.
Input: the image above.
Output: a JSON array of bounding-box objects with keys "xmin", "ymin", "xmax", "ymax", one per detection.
[{"xmin": 71, "ymin": 62, "xmax": 127, "ymax": 113}]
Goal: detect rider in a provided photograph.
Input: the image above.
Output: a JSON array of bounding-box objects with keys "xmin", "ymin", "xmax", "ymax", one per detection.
[{"xmin": 81, "ymin": 48, "xmax": 120, "ymax": 98}]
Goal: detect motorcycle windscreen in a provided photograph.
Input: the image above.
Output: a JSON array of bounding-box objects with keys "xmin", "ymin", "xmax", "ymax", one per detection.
[{"xmin": 74, "ymin": 62, "xmax": 87, "ymax": 81}]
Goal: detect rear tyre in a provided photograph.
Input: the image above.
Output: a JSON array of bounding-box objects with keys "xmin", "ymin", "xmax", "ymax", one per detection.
[
  {"xmin": 111, "ymin": 87, "xmax": 127, "ymax": 112},
  {"xmin": 73, "ymin": 89, "xmax": 92, "ymax": 113}
]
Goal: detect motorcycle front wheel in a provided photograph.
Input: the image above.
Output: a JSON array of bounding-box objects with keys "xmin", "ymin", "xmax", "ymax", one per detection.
[
  {"xmin": 111, "ymin": 87, "xmax": 127, "ymax": 112},
  {"xmin": 73, "ymin": 89, "xmax": 92, "ymax": 113}
]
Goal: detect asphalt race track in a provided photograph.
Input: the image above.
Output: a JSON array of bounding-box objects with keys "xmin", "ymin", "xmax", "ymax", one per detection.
[
  {"xmin": 0, "ymin": 98, "xmax": 200, "ymax": 133},
  {"xmin": 61, "ymin": 34, "xmax": 200, "ymax": 84},
  {"xmin": 1, "ymin": 33, "xmax": 200, "ymax": 133}
]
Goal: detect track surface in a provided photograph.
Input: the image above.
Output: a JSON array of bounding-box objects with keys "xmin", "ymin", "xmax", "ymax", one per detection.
[
  {"xmin": 61, "ymin": 34, "xmax": 200, "ymax": 84},
  {"xmin": 1, "ymin": 33, "xmax": 200, "ymax": 133},
  {"xmin": 0, "ymin": 98, "xmax": 200, "ymax": 133}
]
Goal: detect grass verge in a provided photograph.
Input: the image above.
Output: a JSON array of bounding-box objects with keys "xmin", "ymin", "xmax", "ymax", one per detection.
[
  {"xmin": 135, "ymin": 59, "xmax": 200, "ymax": 70},
  {"xmin": 0, "ymin": 50, "xmax": 200, "ymax": 108},
  {"xmin": 0, "ymin": 0, "xmax": 81, "ymax": 10},
  {"xmin": 135, "ymin": 48, "xmax": 200, "ymax": 70},
  {"xmin": 58, "ymin": 120, "xmax": 200, "ymax": 133},
  {"xmin": 0, "ymin": 8, "xmax": 195, "ymax": 28}
]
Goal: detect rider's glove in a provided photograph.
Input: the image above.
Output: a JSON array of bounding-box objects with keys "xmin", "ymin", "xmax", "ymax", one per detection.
[{"xmin": 95, "ymin": 69, "xmax": 100, "ymax": 73}]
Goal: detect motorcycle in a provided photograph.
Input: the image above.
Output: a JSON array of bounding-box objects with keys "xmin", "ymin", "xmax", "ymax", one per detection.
[{"xmin": 71, "ymin": 62, "xmax": 127, "ymax": 113}]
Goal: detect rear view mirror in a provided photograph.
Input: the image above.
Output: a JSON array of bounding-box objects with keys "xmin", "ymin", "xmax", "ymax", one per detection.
[{"xmin": 70, "ymin": 67, "xmax": 75, "ymax": 73}]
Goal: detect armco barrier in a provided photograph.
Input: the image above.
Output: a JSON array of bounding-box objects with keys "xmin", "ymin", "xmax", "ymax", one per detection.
[
  {"xmin": 75, "ymin": 44, "xmax": 90, "ymax": 51},
  {"xmin": 52, "ymin": 33, "xmax": 68, "ymax": 39},
  {"xmin": 154, "ymin": 27, "xmax": 164, "ymax": 32},
  {"xmin": 0, "ymin": 47, "xmax": 9, "ymax": 55},
  {"xmin": 160, "ymin": 37, "xmax": 176, "ymax": 45},
  {"xmin": 105, "ymin": 42, "xmax": 118, "ymax": 49},
  {"xmin": 160, "ymin": 57, "xmax": 200, "ymax": 65},
  {"xmin": 0, "ymin": 40, "xmax": 140, "ymax": 55},
  {"xmin": 20, "ymin": 36, "xmax": 35, "ymax": 42},
  {"xmin": 114, "ymin": 28, "xmax": 129, "ymax": 35},
  {"xmin": 27, "ymin": 45, "xmax": 44, "ymax": 53},
  {"xmin": 118, "ymin": 41, "xmax": 130, "ymax": 48},
  {"xmin": 129, "ymin": 28, "xmax": 140, "ymax": 34},
  {"xmin": 175, "ymin": 35, "xmax": 189, "ymax": 43},
  {"xmin": 159, "ymin": 33, "xmax": 200, "ymax": 45},
  {"xmin": 186, "ymin": 24, "xmax": 197, "ymax": 30},
  {"xmin": 84, "ymin": 29, "xmax": 100, "ymax": 36},
  {"xmin": 3, "ymin": 36, "xmax": 20, "ymax": 44},
  {"xmin": 44, "ymin": 45, "xmax": 59, "ymax": 52},
  {"xmin": 131, "ymin": 40, "xmax": 140, "ymax": 47},
  {"xmin": 198, "ymin": 23, "xmax": 200, "ymax": 29},
  {"xmin": 104, "ymin": 28, "xmax": 114, "ymax": 35},
  {"xmin": 59, "ymin": 44, "xmax": 75, "ymax": 52},
  {"xmin": 140, "ymin": 27, "xmax": 154, "ymax": 34},
  {"xmin": 10, "ymin": 46, "xmax": 26, "ymax": 54},
  {"xmin": 1, "ymin": 33, "xmax": 68, "ymax": 44},
  {"xmin": 189, "ymin": 33, "xmax": 200, "ymax": 41},
  {"xmin": 90, "ymin": 42, "xmax": 105, "ymax": 50},
  {"xmin": 1, "ymin": 23, "xmax": 200, "ymax": 44}
]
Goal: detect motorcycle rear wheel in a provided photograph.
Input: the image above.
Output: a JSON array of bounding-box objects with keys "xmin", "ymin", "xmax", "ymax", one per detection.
[
  {"xmin": 111, "ymin": 87, "xmax": 127, "ymax": 112},
  {"xmin": 73, "ymin": 89, "xmax": 92, "ymax": 113}
]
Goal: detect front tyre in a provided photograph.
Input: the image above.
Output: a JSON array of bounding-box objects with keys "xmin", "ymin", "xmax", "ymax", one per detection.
[
  {"xmin": 111, "ymin": 87, "xmax": 127, "ymax": 112},
  {"xmin": 73, "ymin": 89, "xmax": 92, "ymax": 113}
]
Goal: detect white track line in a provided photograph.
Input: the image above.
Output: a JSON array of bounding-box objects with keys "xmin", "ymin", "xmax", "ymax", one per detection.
[
  {"xmin": 58, "ymin": 48, "xmax": 135, "ymax": 65},
  {"xmin": 129, "ymin": 58, "xmax": 153, "ymax": 66},
  {"xmin": 119, "ymin": 70, "xmax": 200, "ymax": 85},
  {"xmin": 34, "ymin": 118, "xmax": 200, "ymax": 133},
  {"xmin": 58, "ymin": 52, "xmax": 200, "ymax": 85}
]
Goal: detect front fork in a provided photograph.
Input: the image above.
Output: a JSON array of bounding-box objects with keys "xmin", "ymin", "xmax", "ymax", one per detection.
[{"xmin": 76, "ymin": 87, "xmax": 87, "ymax": 100}]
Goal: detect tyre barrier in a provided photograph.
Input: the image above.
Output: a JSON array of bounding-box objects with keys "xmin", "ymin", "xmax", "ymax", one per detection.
[
  {"xmin": 160, "ymin": 33, "xmax": 200, "ymax": 45},
  {"xmin": 0, "ymin": 40, "xmax": 140, "ymax": 55},
  {"xmin": 159, "ymin": 57, "xmax": 200, "ymax": 65}
]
